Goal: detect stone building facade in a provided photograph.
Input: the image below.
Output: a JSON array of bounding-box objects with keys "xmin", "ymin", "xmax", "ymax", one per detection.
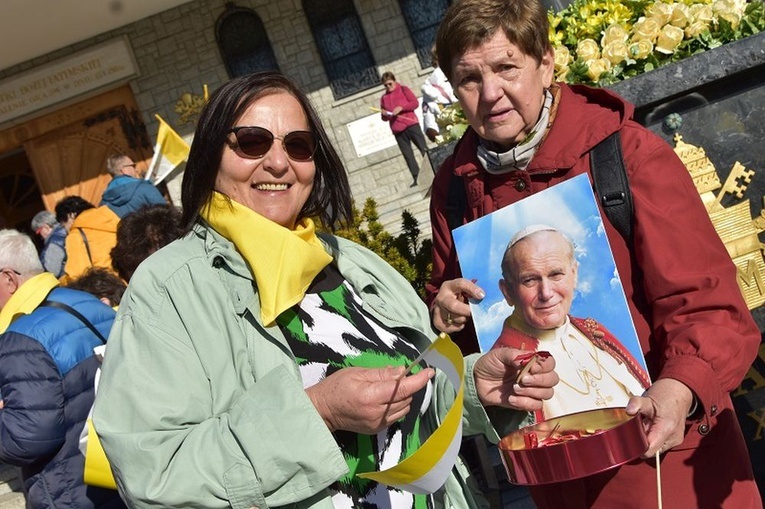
[{"xmin": 0, "ymin": 0, "xmax": 447, "ymax": 235}]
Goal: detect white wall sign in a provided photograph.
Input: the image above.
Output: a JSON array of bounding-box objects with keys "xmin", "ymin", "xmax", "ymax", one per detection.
[
  {"xmin": 346, "ymin": 98, "xmax": 424, "ymax": 159},
  {"xmin": 0, "ymin": 36, "xmax": 137, "ymax": 125}
]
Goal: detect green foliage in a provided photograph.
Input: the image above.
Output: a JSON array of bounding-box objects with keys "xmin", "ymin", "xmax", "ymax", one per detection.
[{"xmin": 327, "ymin": 198, "xmax": 432, "ymax": 298}]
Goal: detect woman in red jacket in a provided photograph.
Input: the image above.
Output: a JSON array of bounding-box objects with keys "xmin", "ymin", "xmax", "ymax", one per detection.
[
  {"xmin": 380, "ymin": 72, "xmax": 428, "ymax": 187},
  {"xmin": 426, "ymin": 0, "xmax": 762, "ymax": 507}
]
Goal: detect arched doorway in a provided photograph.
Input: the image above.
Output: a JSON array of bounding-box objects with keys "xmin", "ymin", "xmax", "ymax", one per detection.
[
  {"xmin": 0, "ymin": 149, "xmax": 45, "ymax": 232},
  {"xmin": 0, "ymin": 84, "xmax": 152, "ymax": 230}
]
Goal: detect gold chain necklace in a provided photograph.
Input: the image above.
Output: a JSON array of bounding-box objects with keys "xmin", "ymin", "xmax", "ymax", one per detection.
[{"xmin": 556, "ymin": 331, "xmax": 606, "ymax": 398}]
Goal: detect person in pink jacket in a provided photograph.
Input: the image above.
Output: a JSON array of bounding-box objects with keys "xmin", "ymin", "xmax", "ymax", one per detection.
[
  {"xmin": 426, "ymin": 0, "xmax": 762, "ymax": 507},
  {"xmin": 380, "ymin": 72, "xmax": 428, "ymax": 187}
]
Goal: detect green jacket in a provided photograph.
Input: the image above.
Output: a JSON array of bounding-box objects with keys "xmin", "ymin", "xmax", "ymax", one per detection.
[{"xmin": 93, "ymin": 223, "xmax": 530, "ymax": 508}]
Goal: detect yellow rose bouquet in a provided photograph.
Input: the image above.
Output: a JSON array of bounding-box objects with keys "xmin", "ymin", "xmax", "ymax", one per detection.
[{"xmin": 550, "ymin": 0, "xmax": 765, "ymax": 86}]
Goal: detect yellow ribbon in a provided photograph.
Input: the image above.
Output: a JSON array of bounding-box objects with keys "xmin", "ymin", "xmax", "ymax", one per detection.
[
  {"xmin": 199, "ymin": 192, "xmax": 332, "ymax": 326},
  {"xmin": 358, "ymin": 333, "xmax": 465, "ymax": 494}
]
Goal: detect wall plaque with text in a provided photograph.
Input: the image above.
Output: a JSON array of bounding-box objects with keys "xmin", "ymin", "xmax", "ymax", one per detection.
[{"xmin": 0, "ymin": 36, "xmax": 138, "ymax": 125}]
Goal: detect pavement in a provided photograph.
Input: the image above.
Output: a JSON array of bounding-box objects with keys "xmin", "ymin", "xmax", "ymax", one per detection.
[
  {"xmin": 0, "ymin": 446, "xmax": 536, "ymax": 509},
  {"xmin": 0, "ymin": 464, "xmax": 24, "ymax": 509}
]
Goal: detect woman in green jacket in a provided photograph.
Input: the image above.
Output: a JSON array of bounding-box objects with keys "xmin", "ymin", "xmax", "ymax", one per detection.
[{"xmin": 92, "ymin": 71, "xmax": 557, "ymax": 509}]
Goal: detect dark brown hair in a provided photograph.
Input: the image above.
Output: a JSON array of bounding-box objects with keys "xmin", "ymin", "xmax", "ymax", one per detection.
[
  {"xmin": 54, "ymin": 196, "xmax": 94, "ymax": 224},
  {"xmin": 180, "ymin": 71, "xmax": 352, "ymax": 232},
  {"xmin": 66, "ymin": 267, "xmax": 127, "ymax": 307},
  {"xmin": 436, "ymin": 0, "xmax": 552, "ymax": 81},
  {"xmin": 111, "ymin": 204, "xmax": 184, "ymax": 281}
]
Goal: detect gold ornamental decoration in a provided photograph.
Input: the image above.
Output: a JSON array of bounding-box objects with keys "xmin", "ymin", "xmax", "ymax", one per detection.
[
  {"xmin": 174, "ymin": 84, "xmax": 209, "ymax": 125},
  {"xmin": 674, "ymin": 134, "xmax": 765, "ymax": 310}
]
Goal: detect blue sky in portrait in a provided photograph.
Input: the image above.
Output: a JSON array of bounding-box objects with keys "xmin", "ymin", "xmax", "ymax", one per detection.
[{"xmin": 452, "ymin": 174, "xmax": 645, "ymax": 370}]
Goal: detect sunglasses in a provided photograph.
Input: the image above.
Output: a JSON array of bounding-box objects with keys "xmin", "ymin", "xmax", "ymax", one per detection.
[{"xmin": 228, "ymin": 126, "xmax": 318, "ymax": 161}]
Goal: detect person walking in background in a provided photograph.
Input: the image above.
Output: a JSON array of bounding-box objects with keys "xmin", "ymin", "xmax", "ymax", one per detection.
[
  {"xmin": 426, "ymin": 0, "xmax": 761, "ymax": 507},
  {"xmin": 421, "ymin": 46, "xmax": 458, "ymax": 143},
  {"xmin": 100, "ymin": 154, "xmax": 166, "ymax": 219},
  {"xmin": 0, "ymin": 229, "xmax": 125, "ymax": 509},
  {"xmin": 30, "ymin": 210, "xmax": 67, "ymax": 277},
  {"xmin": 380, "ymin": 72, "xmax": 428, "ymax": 187}
]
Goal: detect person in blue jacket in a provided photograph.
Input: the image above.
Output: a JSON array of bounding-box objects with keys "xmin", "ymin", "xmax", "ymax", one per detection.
[
  {"xmin": 0, "ymin": 229, "xmax": 125, "ymax": 508},
  {"xmin": 99, "ymin": 154, "xmax": 166, "ymax": 218}
]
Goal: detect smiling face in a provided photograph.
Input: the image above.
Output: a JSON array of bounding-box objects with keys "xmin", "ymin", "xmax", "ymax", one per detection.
[
  {"xmin": 499, "ymin": 230, "xmax": 577, "ymax": 330},
  {"xmin": 451, "ymin": 30, "xmax": 554, "ymax": 150},
  {"xmin": 215, "ymin": 91, "xmax": 315, "ymax": 230}
]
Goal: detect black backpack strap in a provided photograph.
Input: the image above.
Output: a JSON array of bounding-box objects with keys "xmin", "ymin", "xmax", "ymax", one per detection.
[
  {"xmin": 590, "ymin": 131, "xmax": 633, "ymax": 243},
  {"xmin": 77, "ymin": 227, "xmax": 94, "ymax": 266},
  {"xmin": 446, "ymin": 173, "xmax": 467, "ymax": 232},
  {"xmin": 38, "ymin": 299, "xmax": 107, "ymax": 344}
]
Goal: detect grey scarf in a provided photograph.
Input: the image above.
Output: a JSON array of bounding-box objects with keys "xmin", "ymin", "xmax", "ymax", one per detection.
[{"xmin": 476, "ymin": 89, "xmax": 553, "ymax": 174}]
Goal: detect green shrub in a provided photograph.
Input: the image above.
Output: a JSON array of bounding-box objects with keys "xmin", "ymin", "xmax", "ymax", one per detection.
[{"xmin": 325, "ymin": 198, "xmax": 432, "ymax": 299}]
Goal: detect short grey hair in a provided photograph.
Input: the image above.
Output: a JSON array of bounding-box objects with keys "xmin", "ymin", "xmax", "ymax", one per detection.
[
  {"xmin": 0, "ymin": 229, "xmax": 44, "ymax": 277},
  {"xmin": 30, "ymin": 210, "xmax": 58, "ymax": 232},
  {"xmin": 106, "ymin": 154, "xmax": 130, "ymax": 177}
]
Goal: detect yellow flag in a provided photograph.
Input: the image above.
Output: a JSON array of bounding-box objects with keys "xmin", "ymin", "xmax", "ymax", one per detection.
[
  {"xmin": 146, "ymin": 114, "xmax": 190, "ymax": 184},
  {"xmin": 358, "ymin": 333, "xmax": 465, "ymax": 494}
]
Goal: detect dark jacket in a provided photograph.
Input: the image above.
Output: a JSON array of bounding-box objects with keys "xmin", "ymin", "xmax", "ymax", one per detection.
[
  {"xmin": 428, "ymin": 83, "xmax": 761, "ymax": 508},
  {"xmin": 100, "ymin": 175, "xmax": 165, "ymax": 219},
  {"xmin": 0, "ymin": 286, "xmax": 125, "ymax": 508}
]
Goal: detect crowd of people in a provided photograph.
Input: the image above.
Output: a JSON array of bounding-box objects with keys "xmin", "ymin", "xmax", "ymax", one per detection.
[
  {"xmin": 0, "ymin": 0, "xmax": 761, "ymax": 508},
  {"xmin": 0, "ymin": 150, "xmax": 182, "ymax": 508}
]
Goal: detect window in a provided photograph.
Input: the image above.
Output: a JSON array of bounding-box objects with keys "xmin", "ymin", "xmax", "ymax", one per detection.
[
  {"xmin": 399, "ymin": 0, "xmax": 451, "ymax": 69},
  {"xmin": 216, "ymin": 4, "xmax": 279, "ymax": 78},
  {"xmin": 303, "ymin": 0, "xmax": 378, "ymax": 99}
]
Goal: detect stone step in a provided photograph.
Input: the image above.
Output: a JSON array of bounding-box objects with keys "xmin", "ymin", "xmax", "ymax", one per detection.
[
  {"xmin": 0, "ymin": 491, "xmax": 25, "ymax": 509},
  {"xmin": 374, "ymin": 156, "xmax": 435, "ymax": 238},
  {"xmin": 0, "ymin": 464, "xmax": 24, "ymax": 509}
]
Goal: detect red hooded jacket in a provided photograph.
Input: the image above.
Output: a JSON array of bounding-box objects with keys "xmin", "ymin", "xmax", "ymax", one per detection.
[{"xmin": 428, "ymin": 83, "xmax": 761, "ymax": 508}]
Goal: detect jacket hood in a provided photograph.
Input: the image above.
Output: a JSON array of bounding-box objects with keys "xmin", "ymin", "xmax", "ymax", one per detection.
[
  {"xmin": 70, "ymin": 206, "xmax": 119, "ymax": 233},
  {"xmin": 531, "ymin": 84, "xmax": 633, "ymax": 171},
  {"xmin": 450, "ymin": 83, "xmax": 634, "ymax": 176},
  {"xmin": 101, "ymin": 176, "xmax": 145, "ymax": 207}
]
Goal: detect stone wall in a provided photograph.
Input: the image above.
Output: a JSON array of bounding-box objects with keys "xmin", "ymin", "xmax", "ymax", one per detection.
[{"xmin": 0, "ymin": 0, "xmax": 437, "ymax": 235}]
